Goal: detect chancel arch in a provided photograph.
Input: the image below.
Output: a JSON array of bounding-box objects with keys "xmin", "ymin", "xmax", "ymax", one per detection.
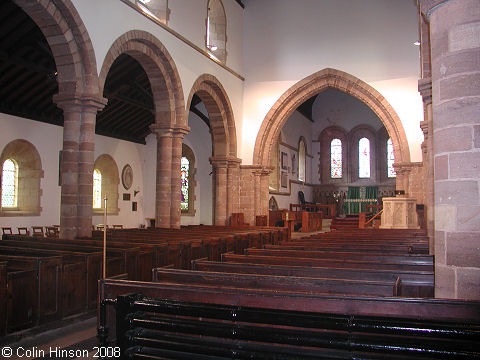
[
  {"xmin": 99, "ymin": 30, "xmax": 187, "ymax": 229},
  {"xmin": 253, "ymin": 68, "xmax": 410, "ymax": 218},
  {"xmin": 186, "ymin": 74, "xmax": 239, "ymax": 225}
]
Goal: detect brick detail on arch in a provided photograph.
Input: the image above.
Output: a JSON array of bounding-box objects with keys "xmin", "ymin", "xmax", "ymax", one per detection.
[
  {"xmin": 254, "ymin": 68, "xmax": 411, "ymax": 169},
  {"xmin": 187, "ymin": 74, "xmax": 240, "ymax": 224},
  {"xmin": 99, "ymin": 30, "xmax": 186, "ymax": 129}
]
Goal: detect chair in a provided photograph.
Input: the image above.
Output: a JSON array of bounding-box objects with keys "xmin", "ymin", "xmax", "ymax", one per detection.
[
  {"xmin": 17, "ymin": 227, "xmax": 29, "ymax": 235},
  {"xmin": 32, "ymin": 226, "xmax": 44, "ymax": 237},
  {"xmin": 298, "ymin": 191, "xmax": 314, "ymax": 211},
  {"xmin": 45, "ymin": 226, "xmax": 59, "ymax": 238},
  {"xmin": 1, "ymin": 227, "xmax": 12, "ymax": 235}
]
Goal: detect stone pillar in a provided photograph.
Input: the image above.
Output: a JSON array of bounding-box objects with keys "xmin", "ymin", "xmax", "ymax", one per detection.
[
  {"xmin": 419, "ymin": 78, "xmax": 435, "ymax": 254},
  {"xmin": 420, "ymin": 0, "xmax": 480, "ymax": 299},
  {"xmin": 210, "ymin": 157, "xmax": 228, "ymax": 225},
  {"xmin": 55, "ymin": 95, "xmax": 106, "ymax": 239},
  {"xmin": 170, "ymin": 127, "xmax": 189, "ymax": 228},
  {"xmin": 227, "ymin": 157, "xmax": 241, "ymax": 218},
  {"xmin": 253, "ymin": 167, "xmax": 272, "ymax": 220},
  {"xmin": 392, "ymin": 163, "xmax": 412, "ymax": 196},
  {"xmin": 151, "ymin": 126, "xmax": 173, "ymax": 228}
]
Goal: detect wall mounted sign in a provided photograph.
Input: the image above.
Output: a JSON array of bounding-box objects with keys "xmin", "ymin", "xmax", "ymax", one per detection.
[{"xmin": 122, "ymin": 164, "xmax": 133, "ymax": 190}]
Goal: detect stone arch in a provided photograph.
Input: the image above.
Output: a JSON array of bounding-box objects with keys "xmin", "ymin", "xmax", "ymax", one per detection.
[
  {"xmin": 13, "ymin": 0, "xmax": 105, "ymax": 239},
  {"xmin": 13, "ymin": 0, "xmax": 100, "ymax": 100},
  {"xmin": 186, "ymin": 74, "xmax": 239, "ymax": 225},
  {"xmin": 99, "ymin": 30, "xmax": 186, "ymax": 129},
  {"xmin": 186, "ymin": 74, "xmax": 237, "ymax": 157},
  {"xmin": 254, "ymin": 68, "xmax": 410, "ymax": 169},
  {"xmin": 99, "ymin": 30, "xmax": 186, "ymax": 228}
]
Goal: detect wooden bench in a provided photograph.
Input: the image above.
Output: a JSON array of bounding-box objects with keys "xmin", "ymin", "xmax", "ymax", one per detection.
[
  {"xmin": 221, "ymin": 253, "xmax": 434, "ymax": 272},
  {"xmin": 0, "ymin": 254, "xmax": 61, "ymax": 333},
  {"xmin": 152, "ymin": 267, "xmax": 399, "ymax": 297},
  {"xmin": 192, "ymin": 259, "xmax": 434, "ymax": 298},
  {"xmin": 98, "ymin": 280, "xmax": 480, "ymax": 359}
]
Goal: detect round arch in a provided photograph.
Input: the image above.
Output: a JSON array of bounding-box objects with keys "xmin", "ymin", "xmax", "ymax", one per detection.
[
  {"xmin": 99, "ymin": 30, "xmax": 186, "ymax": 129},
  {"xmin": 254, "ymin": 68, "xmax": 410, "ymax": 169},
  {"xmin": 186, "ymin": 74, "xmax": 239, "ymax": 225},
  {"xmin": 186, "ymin": 74, "xmax": 237, "ymax": 157},
  {"xmin": 13, "ymin": 0, "xmax": 100, "ymax": 100}
]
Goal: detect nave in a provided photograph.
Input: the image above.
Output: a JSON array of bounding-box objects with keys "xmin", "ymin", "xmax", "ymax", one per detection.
[{"xmin": 1, "ymin": 223, "xmax": 479, "ymax": 359}]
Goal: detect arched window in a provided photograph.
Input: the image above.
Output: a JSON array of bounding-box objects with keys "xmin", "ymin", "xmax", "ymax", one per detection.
[
  {"xmin": 1, "ymin": 159, "xmax": 18, "ymax": 208},
  {"xmin": 93, "ymin": 155, "xmax": 119, "ymax": 215},
  {"xmin": 330, "ymin": 139, "xmax": 342, "ymax": 179},
  {"xmin": 181, "ymin": 144, "xmax": 196, "ymax": 215},
  {"xmin": 387, "ymin": 138, "xmax": 396, "ymax": 178},
  {"xmin": 359, "ymin": 137, "xmax": 371, "ymax": 178},
  {"xmin": 135, "ymin": 0, "xmax": 169, "ymax": 24},
  {"xmin": 206, "ymin": 0, "xmax": 227, "ymax": 63},
  {"xmin": 298, "ymin": 138, "xmax": 306, "ymax": 182},
  {"xmin": 0, "ymin": 139, "xmax": 43, "ymax": 216},
  {"xmin": 92, "ymin": 169, "xmax": 102, "ymax": 209}
]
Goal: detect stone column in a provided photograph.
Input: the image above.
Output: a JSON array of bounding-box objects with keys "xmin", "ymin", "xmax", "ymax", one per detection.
[
  {"xmin": 210, "ymin": 157, "xmax": 228, "ymax": 225},
  {"xmin": 227, "ymin": 157, "xmax": 241, "ymax": 219},
  {"xmin": 55, "ymin": 95, "xmax": 106, "ymax": 239},
  {"xmin": 419, "ymin": 78, "xmax": 435, "ymax": 254},
  {"xmin": 420, "ymin": 0, "xmax": 480, "ymax": 299},
  {"xmin": 151, "ymin": 126, "xmax": 173, "ymax": 228},
  {"xmin": 392, "ymin": 163, "xmax": 412, "ymax": 196},
  {"xmin": 170, "ymin": 127, "xmax": 189, "ymax": 228}
]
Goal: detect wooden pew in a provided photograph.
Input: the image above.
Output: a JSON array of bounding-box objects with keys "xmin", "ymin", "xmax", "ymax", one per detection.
[
  {"xmin": 99, "ymin": 279, "xmax": 480, "ymax": 360},
  {"xmin": 0, "ymin": 254, "xmax": 61, "ymax": 332},
  {"xmin": 221, "ymin": 253, "xmax": 433, "ymax": 272},
  {"xmin": 192, "ymin": 259, "xmax": 434, "ymax": 298},
  {"xmin": 152, "ymin": 267, "xmax": 399, "ymax": 297},
  {"xmin": 0, "ymin": 261, "xmax": 6, "ymax": 336},
  {"xmin": 244, "ymin": 248, "xmax": 433, "ymax": 266}
]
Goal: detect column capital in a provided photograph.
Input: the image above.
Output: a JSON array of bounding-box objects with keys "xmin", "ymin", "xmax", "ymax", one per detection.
[
  {"xmin": 393, "ymin": 162, "xmax": 414, "ymax": 176},
  {"xmin": 418, "ymin": 77, "xmax": 432, "ymax": 105},
  {"xmin": 209, "ymin": 156, "xmax": 229, "ymax": 168},
  {"xmin": 418, "ymin": 0, "xmax": 455, "ymax": 21},
  {"xmin": 53, "ymin": 92, "xmax": 108, "ymax": 112},
  {"xmin": 149, "ymin": 125, "xmax": 173, "ymax": 138},
  {"xmin": 172, "ymin": 125, "xmax": 191, "ymax": 138}
]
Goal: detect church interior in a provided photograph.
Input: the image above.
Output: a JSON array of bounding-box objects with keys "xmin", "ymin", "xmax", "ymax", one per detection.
[{"xmin": 0, "ymin": 0, "xmax": 479, "ymax": 358}]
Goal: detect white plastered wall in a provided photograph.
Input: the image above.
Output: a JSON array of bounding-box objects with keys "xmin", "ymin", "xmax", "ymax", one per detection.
[{"xmin": 241, "ymin": 0, "xmax": 424, "ymax": 164}]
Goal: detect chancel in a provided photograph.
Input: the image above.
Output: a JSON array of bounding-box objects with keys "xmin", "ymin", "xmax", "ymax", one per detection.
[{"xmin": 0, "ymin": 0, "xmax": 479, "ymax": 358}]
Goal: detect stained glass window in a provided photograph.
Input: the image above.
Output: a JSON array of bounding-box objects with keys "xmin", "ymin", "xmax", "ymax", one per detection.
[
  {"xmin": 181, "ymin": 156, "xmax": 189, "ymax": 211},
  {"xmin": 298, "ymin": 139, "xmax": 306, "ymax": 182},
  {"xmin": 93, "ymin": 169, "xmax": 102, "ymax": 209},
  {"xmin": 387, "ymin": 138, "xmax": 396, "ymax": 178},
  {"xmin": 359, "ymin": 137, "xmax": 370, "ymax": 178},
  {"xmin": 330, "ymin": 139, "xmax": 342, "ymax": 178},
  {"xmin": 1, "ymin": 159, "xmax": 18, "ymax": 207}
]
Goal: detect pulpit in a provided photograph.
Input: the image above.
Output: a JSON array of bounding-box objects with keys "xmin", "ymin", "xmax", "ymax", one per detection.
[{"xmin": 380, "ymin": 197, "xmax": 419, "ymax": 229}]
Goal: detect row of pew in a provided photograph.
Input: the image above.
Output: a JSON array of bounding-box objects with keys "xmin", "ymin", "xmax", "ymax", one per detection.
[
  {"xmin": 100, "ymin": 227, "xmax": 480, "ymax": 359},
  {"xmin": 0, "ymin": 225, "xmax": 286, "ymax": 336}
]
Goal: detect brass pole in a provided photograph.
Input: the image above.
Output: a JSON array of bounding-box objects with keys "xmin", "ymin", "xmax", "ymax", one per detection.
[{"xmin": 103, "ymin": 195, "xmax": 107, "ymax": 279}]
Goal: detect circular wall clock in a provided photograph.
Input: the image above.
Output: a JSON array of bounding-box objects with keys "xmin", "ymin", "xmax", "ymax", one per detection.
[{"xmin": 122, "ymin": 164, "xmax": 133, "ymax": 190}]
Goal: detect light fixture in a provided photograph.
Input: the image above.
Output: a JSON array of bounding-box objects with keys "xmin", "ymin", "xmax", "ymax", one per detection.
[
  {"xmin": 210, "ymin": 45, "xmax": 218, "ymax": 51},
  {"xmin": 414, "ymin": 41, "xmax": 421, "ymax": 46},
  {"xmin": 138, "ymin": 0, "xmax": 150, "ymax": 4}
]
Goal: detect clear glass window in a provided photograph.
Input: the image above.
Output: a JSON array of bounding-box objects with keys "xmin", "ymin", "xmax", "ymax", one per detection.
[{"xmin": 1, "ymin": 159, "xmax": 18, "ymax": 207}]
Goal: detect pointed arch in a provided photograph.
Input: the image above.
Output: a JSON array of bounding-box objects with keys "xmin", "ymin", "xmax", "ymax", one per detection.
[{"xmin": 253, "ymin": 68, "xmax": 410, "ymax": 169}]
